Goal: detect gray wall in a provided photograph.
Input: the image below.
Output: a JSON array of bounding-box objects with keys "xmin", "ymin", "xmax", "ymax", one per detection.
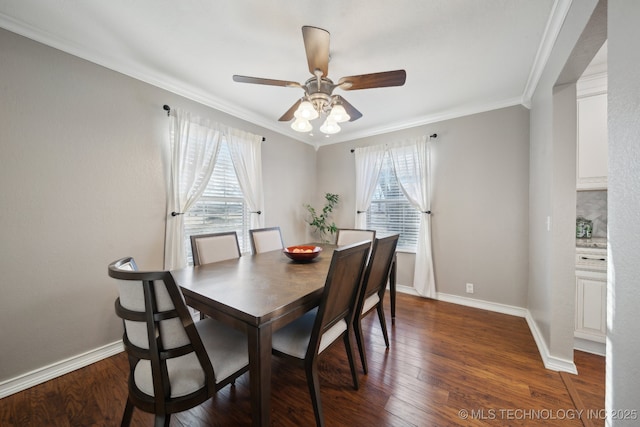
[
  {"xmin": 527, "ymin": 0, "xmax": 600, "ymax": 362},
  {"xmin": 608, "ymin": 0, "xmax": 640, "ymax": 422},
  {"xmin": 0, "ymin": 28, "xmax": 315, "ymax": 382},
  {"xmin": 316, "ymin": 106, "xmax": 530, "ymax": 307},
  {"xmin": 550, "ymin": 83, "xmax": 580, "ymax": 359},
  {"xmin": 3, "ymin": 2, "xmax": 638, "ymax": 414}
]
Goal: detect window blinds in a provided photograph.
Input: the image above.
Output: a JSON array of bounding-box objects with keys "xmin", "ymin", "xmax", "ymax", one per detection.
[
  {"xmin": 184, "ymin": 141, "xmax": 249, "ymax": 262},
  {"xmin": 366, "ymin": 153, "xmax": 420, "ymax": 251}
]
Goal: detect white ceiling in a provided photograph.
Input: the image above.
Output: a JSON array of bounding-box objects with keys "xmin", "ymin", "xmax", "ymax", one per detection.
[{"xmin": 0, "ymin": 0, "xmax": 565, "ymax": 147}]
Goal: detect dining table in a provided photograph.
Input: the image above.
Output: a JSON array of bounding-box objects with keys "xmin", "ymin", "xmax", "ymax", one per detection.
[
  {"xmin": 172, "ymin": 241, "xmax": 398, "ymax": 427},
  {"xmin": 172, "ymin": 243, "xmax": 335, "ymax": 427}
]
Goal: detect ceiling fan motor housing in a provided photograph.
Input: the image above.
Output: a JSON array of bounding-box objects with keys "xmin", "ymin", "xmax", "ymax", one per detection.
[
  {"xmin": 305, "ymin": 77, "xmax": 336, "ymax": 115},
  {"xmin": 304, "ymin": 77, "xmax": 335, "ymax": 114}
]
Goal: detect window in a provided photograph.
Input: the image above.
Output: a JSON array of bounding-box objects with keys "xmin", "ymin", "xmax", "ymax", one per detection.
[
  {"xmin": 183, "ymin": 141, "xmax": 250, "ymax": 263},
  {"xmin": 366, "ymin": 153, "xmax": 420, "ymax": 251}
]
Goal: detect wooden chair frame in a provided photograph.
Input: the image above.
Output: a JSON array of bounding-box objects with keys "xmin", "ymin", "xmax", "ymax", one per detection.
[
  {"xmin": 109, "ymin": 257, "xmax": 248, "ymax": 427},
  {"xmin": 353, "ymin": 234, "xmax": 400, "ymax": 374},
  {"xmin": 271, "ymin": 241, "xmax": 371, "ymax": 427}
]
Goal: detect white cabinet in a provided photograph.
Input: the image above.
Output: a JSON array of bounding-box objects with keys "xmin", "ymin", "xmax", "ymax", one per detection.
[
  {"xmin": 574, "ymin": 247, "xmax": 607, "ymax": 355},
  {"xmin": 575, "ymin": 269, "xmax": 606, "ymax": 342},
  {"xmin": 576, "ymin": 75, "xmax": 608, "ymax": 190}
]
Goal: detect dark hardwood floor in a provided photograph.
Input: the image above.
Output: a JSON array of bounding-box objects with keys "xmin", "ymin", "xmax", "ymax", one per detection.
[{"xmin": 0, "ymin": 293, "xmax": 605, "ymax": 426}]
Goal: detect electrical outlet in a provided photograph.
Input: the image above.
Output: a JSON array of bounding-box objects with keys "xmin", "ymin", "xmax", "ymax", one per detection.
[{"xmin": 466, "ymin": 283, "xmax": 474, "ymax": 294}]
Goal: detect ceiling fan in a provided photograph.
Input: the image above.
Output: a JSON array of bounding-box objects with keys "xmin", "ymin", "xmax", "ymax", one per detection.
[{"xmin": 232, "ymin": 25, "xmax": 407, "ymax": 134}]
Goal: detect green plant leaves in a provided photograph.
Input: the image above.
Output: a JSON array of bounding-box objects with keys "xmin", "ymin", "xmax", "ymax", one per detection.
[{"xmin": 305, "ymin": 193, "xmax": 339, "ymax": 243}]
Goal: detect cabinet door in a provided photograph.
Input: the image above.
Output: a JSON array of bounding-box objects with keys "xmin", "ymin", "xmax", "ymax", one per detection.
[
  {"xmin": 575, "ymin": 272, "xmax": 606, "ymax": 342},
  {"xmin": 577, "ymin": 93, "xmax": 608, "ymax": 190}
]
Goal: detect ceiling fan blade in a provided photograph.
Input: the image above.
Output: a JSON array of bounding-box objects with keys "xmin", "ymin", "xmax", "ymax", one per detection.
[
  {"xmin": 338, "ymin": 70, "xmax": 407, "ymax": 90},
  {"xmin": 302, "ymin": 26, "xmax": 330, "ymax": 77},
  {"xmin": 233, "ymin": 75, "xmax": 302, "ymax": 89},
  {"xmin": 335, "ymin": 96, "xmax": 363, "ymax": 122},
  {"xmin": 278, "ymin": 99, "xmax": 303, "ymax": 122}
]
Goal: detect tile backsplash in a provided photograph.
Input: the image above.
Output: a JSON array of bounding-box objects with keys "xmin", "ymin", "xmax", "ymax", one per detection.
[{"xmin": 576, "ymin": 190, "xmax": 607, "ymax": 238}]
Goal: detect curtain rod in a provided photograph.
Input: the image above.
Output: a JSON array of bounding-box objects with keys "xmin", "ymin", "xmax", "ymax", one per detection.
[
  {"xmin": 349, "ymin": 133, "xmax": 437, "ymax": 152},
  {"xmin": 162, "ymin": 104, "xmax": 266, "ymax": 142}
]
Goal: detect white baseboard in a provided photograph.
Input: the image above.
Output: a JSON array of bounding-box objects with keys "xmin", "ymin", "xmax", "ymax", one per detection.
[
  {"xmin": 395, "ymin": 286, "xmax": 577, "ymax": 374},
  {"xmin": 525, "ymin": 312, "xmax": 578, "ymax": 374},
  {"xmin": 0, "ymin": 341, "xmax": 124, "ymax": 399},
  {"xmin": 395, "ymin": 285, "xmax": 527, "ymax": 317},
  {"xmin": 574, "ymin": 337, "xmax": 606, "ymax": 357},
  {"xmin": 395, "ymin": 284, "xmax": 420, "ymax": 296},
  {"xmin": 435, "ymin": 292, "xmax": 528, "ymax": 318}
]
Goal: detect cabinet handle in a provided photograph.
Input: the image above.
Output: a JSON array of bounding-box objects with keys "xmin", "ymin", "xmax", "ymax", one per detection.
[{"xmin": 580, "ymin": 256, "xmax": 606, "ymax": 261}]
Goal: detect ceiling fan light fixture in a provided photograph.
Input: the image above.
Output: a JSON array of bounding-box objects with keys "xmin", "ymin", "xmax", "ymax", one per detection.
[
  {"xmin": 294, "ymin": 100, "xmax": 319, "ymax": 120},
  {"xmin": 320, "ymin": 118, "xmax": 340, "ymax": 134},
  {"xmin": 328, "ymin": 104, "xmax": 350, "ymax": 123},
  {"xmin": 291, "ymin": 118, "xmax": 313, "ymax": 132}
]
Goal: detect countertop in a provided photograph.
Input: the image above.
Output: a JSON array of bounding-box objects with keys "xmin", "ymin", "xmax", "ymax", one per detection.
[{"xmin": 576, "ymin": 237, "xmax": 607, "ymax": 249}]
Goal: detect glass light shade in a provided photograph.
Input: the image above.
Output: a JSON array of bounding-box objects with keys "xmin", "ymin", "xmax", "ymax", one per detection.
[
  {"xmin": 319, "ymin": 118, "xmax": 340, "ymax": 134},
  {"xmin": 328, "ymin": 104, "xmax": 350, "ymax": 123},
  {"xmin": 294, "ymin": 101, "xmax": 319, "ymax": 120},
  {"xmin": 291, "ymin": 118, "xmax": 312, "ymax": 132}
]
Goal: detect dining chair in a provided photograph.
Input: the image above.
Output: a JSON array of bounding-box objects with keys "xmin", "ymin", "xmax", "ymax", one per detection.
[
  {"xmin": 336, "ymin": 228, "xmax": 376, "ymax": 249},
  {"xmin": 190, "ymin": 231, "xmax": 241, "ymax": 266},
  {"xmin": 352, "ymin": 233, "xmax": 400, "ymax": 374},
  {"xmin": 249, "ymin": 226, "xmax": 284, "ymax": 254},
  {"xmin": 271, "ymin": 241, "xmax": 371, "ymax": 427},
  {"xmin": 108, "ymin": 257, "xmax": 249, "ymax": 427}
]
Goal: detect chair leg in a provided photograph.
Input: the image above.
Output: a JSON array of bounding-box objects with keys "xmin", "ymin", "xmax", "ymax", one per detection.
[
  {"xmin": 353, "ymin": 316, "xmax": 368, "ymax": 375},
  {"xmin": 120, "ymin": 398, "xmax": 135, "ymax": 427},
  {"xmin": 343, "ymin": 331, "xmax": 359, "ymax": 390},
  {"xmin": 305, "ymin": 359, "xmax": 325, "ymax": 427},
  {"xmin": 376, "ymin": 304, "xmax": 390, "ymax": 348},
  {"xmin": 154, "ymin": 414, "xmax": 170, "ymax": 427}
]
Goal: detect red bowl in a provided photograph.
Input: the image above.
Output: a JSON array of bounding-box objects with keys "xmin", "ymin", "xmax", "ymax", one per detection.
[{"xmin": 283, "ymin": 245, "xmax": 322, "ymax": 262}]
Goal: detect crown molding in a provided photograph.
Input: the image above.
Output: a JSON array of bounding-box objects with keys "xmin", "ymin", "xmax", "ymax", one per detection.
[
  {"xmin": 0, "ymin": 10, "xmax": 548, "ymax": 148},
  {"xmin": 0, "ymin": 12, "xmax": 312, "ymax": 144},
  {"xmin": 316, "ymin": 96, "xmax": 526, "ymax": 147},
  {"xmin": 521, "ymin": 0, "xmax": 574, "ymax": 105},
  {"xmin": 577, "ymin": 71, "xmax": 607, "ymax": 97}
]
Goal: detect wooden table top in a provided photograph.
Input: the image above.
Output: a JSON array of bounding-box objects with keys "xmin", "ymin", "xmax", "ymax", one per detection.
[{"xmin": 172, "ymin": 243, "xmax": 335, "ymax": 328}]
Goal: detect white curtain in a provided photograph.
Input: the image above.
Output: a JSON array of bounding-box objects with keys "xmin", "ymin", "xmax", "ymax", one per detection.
[
  {"xmin": 354, "ymin": 145, "xmax": 385, "ymax": 228},
  {"xmin": 226, "ymin": 127, "xmax": 265, "ymax": 230},
  {"xmin": 388, "ymin": 136, "xmax": 436, "ymax": 298},
  {"xmin": 164, "ymin": 109, "xmax": 223, "ymax": 270}
]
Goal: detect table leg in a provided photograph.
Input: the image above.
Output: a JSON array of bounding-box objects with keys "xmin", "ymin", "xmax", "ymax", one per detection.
[
  {"xmin": 390, "ymin": 254, "xmax": 397, "ymax": 325},
  {"xmin": 247, "ymin": 324, "xmax": 272, "ymax": 427}
]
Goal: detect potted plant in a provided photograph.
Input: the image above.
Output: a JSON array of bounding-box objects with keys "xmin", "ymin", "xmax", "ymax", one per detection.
[{"xmin": 304, "ymin": 193, "xmax": 339, "ymax": 243}]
